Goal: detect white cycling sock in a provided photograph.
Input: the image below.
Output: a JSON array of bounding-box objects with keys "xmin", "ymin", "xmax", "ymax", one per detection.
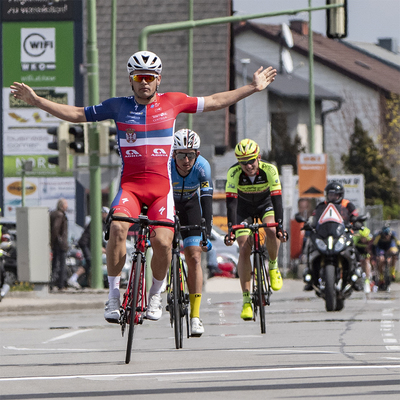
[
  {"xmin": 69, "ymin": 273, "xmax": 78, "ymax": 282},
  {"xmin": 149, "ymin": 277, "xmax": 164, "ymax": 296},
  {"xmin": 108, "ymin": 276, "xmax": 121, "ymax": 300}
]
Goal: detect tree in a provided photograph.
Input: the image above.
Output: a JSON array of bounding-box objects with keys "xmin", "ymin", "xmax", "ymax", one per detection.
[
  {"xmin": 380, "ymin": 93, "xmax": 400, "ymax": 183},
  {"xmin": 341, "ymin": 118, "xmax": 400, "ymax": 219}
]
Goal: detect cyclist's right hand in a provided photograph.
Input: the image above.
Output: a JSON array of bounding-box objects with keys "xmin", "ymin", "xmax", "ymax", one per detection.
[{"xmin": 224, "ymin": 232, "xmax": 236, "ymax": 246}]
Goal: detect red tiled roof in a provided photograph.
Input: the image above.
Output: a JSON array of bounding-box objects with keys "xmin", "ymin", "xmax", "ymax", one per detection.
[{"xmin": 235, "ymin": 21, "xmax": 400, "ymax": 95}]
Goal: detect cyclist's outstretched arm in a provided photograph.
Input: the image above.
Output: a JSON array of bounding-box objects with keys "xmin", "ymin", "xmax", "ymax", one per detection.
[
  {"xmin": 203, "ymin": 66, "xmax": 276, "ymax": 111},
  {"xmin": 10, "ymin": 82, "xmax": 86, "ymax": 123}
]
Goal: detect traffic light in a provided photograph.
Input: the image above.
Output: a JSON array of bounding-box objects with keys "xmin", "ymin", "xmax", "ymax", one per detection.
[
  {"xmin": 47, "ymin": 122, "xmax": 70, "ymax": 171},
  {"xmin": 69, "ymin": 124, "xmax": 88, "ymax": 155},
  {"xmin": 326, "ymin": 0, "xmax": 347, "ymax": 39},
  {"xmin": 98, "ymin": 121, "xmax": 118, "ymax": 156}
]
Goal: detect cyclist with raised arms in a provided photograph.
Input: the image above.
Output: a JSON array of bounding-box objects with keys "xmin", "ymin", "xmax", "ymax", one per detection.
[
  {"xmin": 171, "ymin": 129, "xmax": 213, "ymax": 337},
  {"xmin": 224, "ymin": 139, "xmax": 287, "ymax": 320},
  {"xmin": 10, "ymin": 51, "xmax": 277, "ymax": 324}
]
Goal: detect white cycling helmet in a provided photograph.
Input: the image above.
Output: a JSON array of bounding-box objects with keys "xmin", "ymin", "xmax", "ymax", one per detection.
[
  {"xmin": 174, "ymin": 129, "xmax": 201, "ymax": 150},
  {"xmin": 127, "ymin": 51, "xmax": 162, "ymax": 75}
]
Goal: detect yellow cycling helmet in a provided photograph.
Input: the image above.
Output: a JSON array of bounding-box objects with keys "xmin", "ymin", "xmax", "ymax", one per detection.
[{"xmin": 235, "ymin": 139, "xmax": 260, "ymax": 162}]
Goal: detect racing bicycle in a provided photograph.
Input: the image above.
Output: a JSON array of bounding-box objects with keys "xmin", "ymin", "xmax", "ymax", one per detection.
[
  {"xmin": 228, "ymin": 220, "xmax": 279, "ymax": 334},
  {"xmin": 167, "ymin": 216, "xmax": 208, "ymax": 349},
  {"xmin": 110, "ymin": 211, "xmax": 175, "ymax": 364}
]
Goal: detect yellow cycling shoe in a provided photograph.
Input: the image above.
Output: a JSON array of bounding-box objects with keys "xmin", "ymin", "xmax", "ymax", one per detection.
[
  {"xmin": 269, "ymin": 268, "xmax": 283, "ymax": 291},
  {"xmin": 240, "ymin": 302, "xmax": 253, "ymax": 320}
]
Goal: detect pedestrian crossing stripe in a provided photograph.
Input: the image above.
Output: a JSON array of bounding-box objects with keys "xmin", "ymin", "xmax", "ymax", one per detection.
[{"xmin": 318, "ymin": 203, "xmax": 344, "ymax": 224}]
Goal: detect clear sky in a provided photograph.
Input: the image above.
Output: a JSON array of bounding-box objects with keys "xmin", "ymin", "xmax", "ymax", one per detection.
[{"xmin": 233, "ymin": 0, "xmax": 400, "ymax": 46}]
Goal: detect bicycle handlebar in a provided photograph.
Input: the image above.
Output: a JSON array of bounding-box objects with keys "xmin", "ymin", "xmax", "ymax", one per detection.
[
  {"xmin": 111, "ymin": 214, "xmax": 175, "ymax": 228},
  {"xmin": 229, "ymin": 222, "xmax": 279, "ymax": 233},
  {"xmin": 180, "ymin": 218, "xmax": 208, "ymax": 247},
  {"xmin": 110, "ymin": 214, "xmax": 208, "ymax": 247}
]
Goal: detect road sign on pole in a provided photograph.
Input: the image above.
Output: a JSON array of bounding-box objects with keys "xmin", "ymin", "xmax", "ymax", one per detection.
[{"xmin": 298, "ymin": 153, "xmax": 327, "ymax": 198}]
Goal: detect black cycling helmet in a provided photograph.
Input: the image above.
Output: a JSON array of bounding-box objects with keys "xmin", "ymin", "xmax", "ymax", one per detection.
[
  {"xmin": 324, "ymin": 182, "xmax": 344, "ymax": 204},
  {"xmin": 382, "ymin": 224, "xmax": 391, "ymax": 236}
]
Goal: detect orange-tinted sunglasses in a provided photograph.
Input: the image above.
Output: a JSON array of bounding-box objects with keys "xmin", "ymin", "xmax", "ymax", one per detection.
[{"xmin": 131, "ymin": 74, "xmax": 157, "ymax": 83}]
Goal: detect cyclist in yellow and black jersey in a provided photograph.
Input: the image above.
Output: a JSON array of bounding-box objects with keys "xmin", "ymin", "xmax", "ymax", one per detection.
[{"xmin": 224, "ymin": 139, "xmax": 287, "ymax": 320}]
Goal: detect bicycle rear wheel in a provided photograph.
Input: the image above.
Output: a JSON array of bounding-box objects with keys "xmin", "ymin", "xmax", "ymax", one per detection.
[
  {"xmin": 172, "ymin": 253, "xmax": 183, "ymax": 349},
  {"xmin": 125, "ymin": 253, "xmax": 142, "ymax": 364},
  {"xmin": 254, "ymin": 252, "xmax": 266, "ymax": 334}
]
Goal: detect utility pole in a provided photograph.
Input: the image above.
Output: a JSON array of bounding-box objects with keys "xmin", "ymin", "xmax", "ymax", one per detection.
[
  {"xmin": 308, "ymin": 0, "xmax": 316, "ymax": 153},
  {"xmin": 240, "ymin": 58, "xmax": 250, "ymax": 140},
  {"xmin": 86, "ymin": 0, "xmax": 103, "ymax": 288}
]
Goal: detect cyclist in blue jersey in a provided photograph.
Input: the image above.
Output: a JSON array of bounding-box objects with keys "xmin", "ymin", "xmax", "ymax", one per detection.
[{"xmin": 171, "ymin": 129, "xmax": 213, "ymax": 337}]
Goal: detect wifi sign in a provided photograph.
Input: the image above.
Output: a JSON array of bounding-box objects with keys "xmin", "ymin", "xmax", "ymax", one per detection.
[{"xmin": 20, "ymin": 28, "xmax": 55, "ymax": 64}]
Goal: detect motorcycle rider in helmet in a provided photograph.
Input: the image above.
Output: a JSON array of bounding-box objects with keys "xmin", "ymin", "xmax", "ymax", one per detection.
[{"xmin": 303, "ymin": 182, "xmax": 360, "ymax": 290}]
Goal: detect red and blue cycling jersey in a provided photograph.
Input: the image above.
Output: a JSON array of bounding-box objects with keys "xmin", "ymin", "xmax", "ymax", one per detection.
[
  {"xmin": 84, "ymin": 92, "xmax": 204, "ymax": 185},
  {"xmin": 84, "ymin": 92, "xmax": 204, "ymax": 221}
]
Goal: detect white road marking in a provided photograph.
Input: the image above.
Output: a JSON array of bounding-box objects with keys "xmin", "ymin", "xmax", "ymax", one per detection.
[
  {"xmin": 3, "ymin": 346, "xmax": 101, "ymax": 352},
  {"xmin": 1, "ymin": 364, "xmax": 399, "ymax": 382},
  {"xmin": 381, "ymin": 309, "xmax": 399, "ymax": 351},
  {"xmin": 42, "ymin": 329, "xmax": 92, "ymax": 344}
]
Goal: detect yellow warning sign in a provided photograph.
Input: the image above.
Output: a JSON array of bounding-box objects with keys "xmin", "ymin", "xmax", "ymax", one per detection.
[{"xmin": 298, "ymin": 153, "xmax": 327, "ymax": 198}]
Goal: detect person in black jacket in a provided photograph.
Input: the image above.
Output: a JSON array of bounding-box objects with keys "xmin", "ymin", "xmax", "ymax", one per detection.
[
  {"xmin": 67, "ymin": 207, "xmax": 109, "ymax": 289},
  {"xmin": 50, "ymin": 198, "xmax": 69, "ymax": 291}
]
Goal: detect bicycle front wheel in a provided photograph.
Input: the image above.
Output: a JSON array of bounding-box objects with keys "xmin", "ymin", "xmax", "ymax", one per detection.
[
  {"xmin": 254, "ymin": 252, "xmax": 266, "ymax": 334},
  {"xmin": 172, "ymin": 253, "xmax": 183, "ymax": 349},
  {"xmin": 126, "ymin": 253, "xmax": 142, "ymax": 364}
]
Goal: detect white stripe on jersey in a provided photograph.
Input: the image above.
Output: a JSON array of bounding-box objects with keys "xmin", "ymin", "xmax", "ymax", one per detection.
[
  {"xmin": 120, "ymin": 136, "xmax": 173, "ymax": 147},
  {"xmin": 197, "ymin": 97, "xmax": 205, "ymax": 113}
]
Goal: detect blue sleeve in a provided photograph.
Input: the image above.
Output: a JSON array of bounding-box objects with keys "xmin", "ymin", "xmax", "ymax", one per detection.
[
  {"xmin": 84, "ymin": 98, "xmax": 121, "ymax": 122},
  {"xmin": 197, "ymin": 156, "xmax": 213, "ymax": 197}
]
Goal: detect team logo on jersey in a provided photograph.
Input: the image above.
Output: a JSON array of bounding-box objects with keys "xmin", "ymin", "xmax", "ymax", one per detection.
[
  {"xmin": 159, "ymin": 206, "xmax": 166, "ymax": 215},
  {"xmin": 122, "ymin": 198, "xmax": 129, "ymax": 204},
  {"xmin": 201, "ymin": 181, "xmax": 210, "ymax": 188},
  {"xmin": 151, "ymin": 148, "xmax": 168, "ymax": 157},
  {"xmin": 125, "ymin": 149, "xmax": 141, "ymax": 157},
  {"xmin": 125, "ymin": 128, "xmax": 137, "ymax": 143}
]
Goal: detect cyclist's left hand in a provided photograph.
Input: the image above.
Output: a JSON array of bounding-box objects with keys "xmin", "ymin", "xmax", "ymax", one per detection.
[
  {"xmin": 276, "ymin": 220, "xmax": 288, "ymax": 242},
  {"xmin": 201, "ymin": 239, "xmax": 212, "ymax": 252}
]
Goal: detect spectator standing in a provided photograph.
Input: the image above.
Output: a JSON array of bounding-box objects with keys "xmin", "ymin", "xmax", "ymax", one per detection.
[
  {"xmin": 68, "ymin": 207, "xmax": 110, "ymax": 289},
  {"xmin": 50, "ymin": 198, "xmax": 69, "ymax": 291}
]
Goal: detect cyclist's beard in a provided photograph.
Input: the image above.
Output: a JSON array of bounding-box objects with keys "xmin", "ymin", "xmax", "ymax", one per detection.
[{"xmin": 132, "ymin": 85, "xmax": 158, "ymax": 101}]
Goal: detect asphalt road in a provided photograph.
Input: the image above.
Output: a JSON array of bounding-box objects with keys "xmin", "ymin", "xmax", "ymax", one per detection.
[{"xmin": 0, "ymin": 278, "xmax": 399, "ymax": 400}]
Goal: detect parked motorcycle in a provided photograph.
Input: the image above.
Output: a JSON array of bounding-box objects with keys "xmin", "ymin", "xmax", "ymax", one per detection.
[{"xmin": 295, "ymin": 212, "xmax": 366, "ymax": 312}]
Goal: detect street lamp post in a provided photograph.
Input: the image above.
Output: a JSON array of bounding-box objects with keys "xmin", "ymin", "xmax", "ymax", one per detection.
[{"xmin": 240, "ymin": 58, "xmax": 250, "ymax": 140}]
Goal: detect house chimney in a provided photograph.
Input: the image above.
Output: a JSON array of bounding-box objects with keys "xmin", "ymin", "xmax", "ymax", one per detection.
[
  {"xmin": 290, "ymin": 20, "xmax": 309, "ymax": 36},
  {"xmin": 378, "ymin": 38, "xmax": 398, "ymax": 54}
]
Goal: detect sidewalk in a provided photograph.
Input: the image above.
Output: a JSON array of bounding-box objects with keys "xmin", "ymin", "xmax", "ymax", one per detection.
[{"xmin": 0, "ymin": 277, "xmax": 306, "ymax": 313}]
